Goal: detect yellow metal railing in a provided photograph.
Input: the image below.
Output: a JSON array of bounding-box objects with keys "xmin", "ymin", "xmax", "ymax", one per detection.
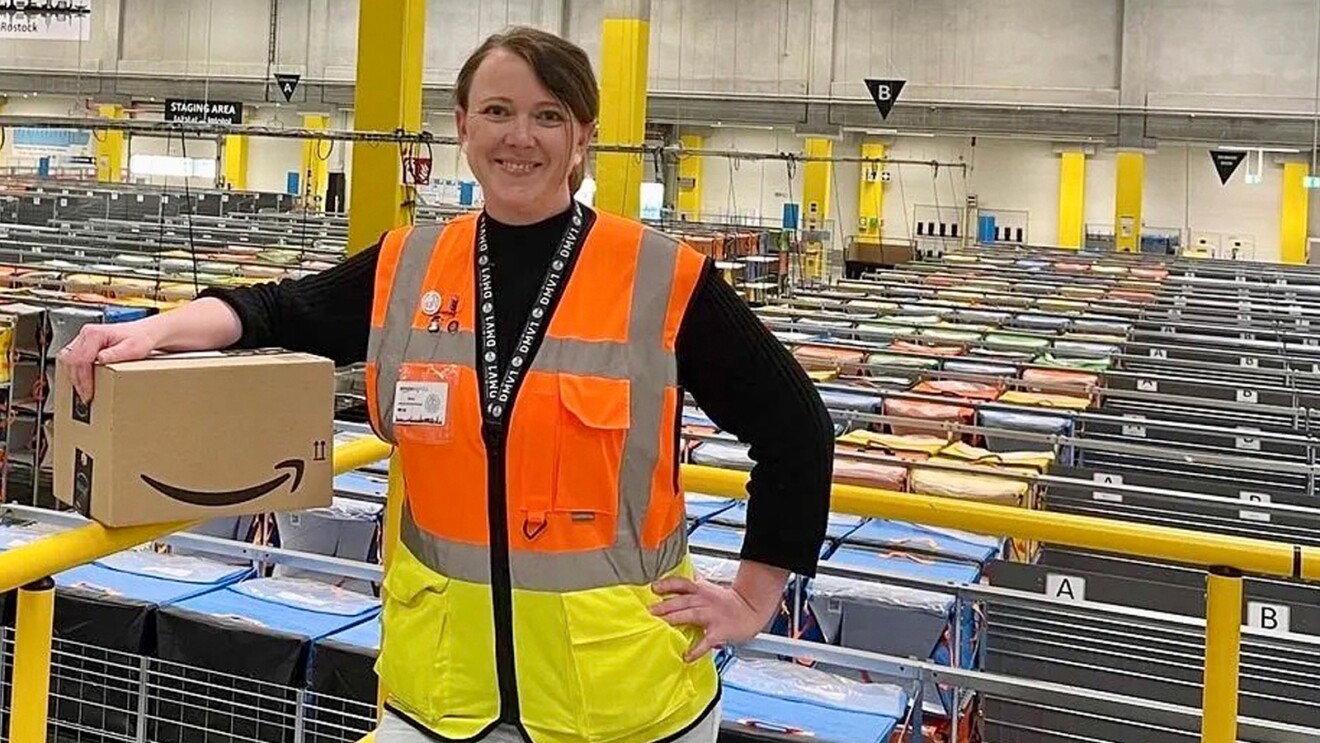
[
  {"xmin": 2, "ymin": 439, "xmax": 1311, "ymax": 743},
  {"xmin": 2, "ymin": 434, "xmax": 393, "ymax": 743}
]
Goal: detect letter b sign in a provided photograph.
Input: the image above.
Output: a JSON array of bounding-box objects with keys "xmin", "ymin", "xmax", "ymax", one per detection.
[{"xmin": 864, "ymin": 79, "xmax": 907, "ymax": 120}]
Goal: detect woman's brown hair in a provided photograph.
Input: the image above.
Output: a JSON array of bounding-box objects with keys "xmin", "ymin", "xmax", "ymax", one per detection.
[{"xmin": 455, "ymin": 27, "xmax": 598, "ymax": 193}]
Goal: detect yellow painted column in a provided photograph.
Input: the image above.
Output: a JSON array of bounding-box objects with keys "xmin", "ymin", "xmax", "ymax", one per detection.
[
  {"xmin": 676, "ymin": 133, "xmax": 702, "ymax": 221},
  {"xmin": 1280, "ymin": 161, "xmax": 1309, "ymax": 265},
  {"xmin": 222, "ymin": 135, "xmax": 249, "ymax": 191},
  {"xmin": 301, "ymin": 114, "xmax": 331, "ymax": 209},
  {"xmin": 94, "ymin": 104, "xmax": 126, "ymax": 183},
  {"xmin": 1114, "ymin": 151, "xmax": 1144, "ymax": 253},
  {"xmin": 857, "ymin": 141, "xmax": 886, "ymax": 243},
  {"xmin": 347, "ymin": 0, "xmax": 425, "ymax": 254},
  {"xmin": 595, "ymin": 0, "xmax": 650, "ymax": 219},
  {"xmin": 1057, "ymin": 150, "xmax": 1085, "ymax": 249},
  {"xmin": 802, "ymin": 137, "xmax": 834, "ymax": 229}
]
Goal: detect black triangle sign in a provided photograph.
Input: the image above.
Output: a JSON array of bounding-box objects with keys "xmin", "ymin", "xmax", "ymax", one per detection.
[
  {"xmin": 275, "ymin": 73, "xmax": 301, "ymax": 103},
  {"xmin": 865, "ymin": 79, "xmax": 906, "ymax": 120},
  {"xmin": 1210, "ymin": 149, "xmax": 1247, "ymax": 185}
]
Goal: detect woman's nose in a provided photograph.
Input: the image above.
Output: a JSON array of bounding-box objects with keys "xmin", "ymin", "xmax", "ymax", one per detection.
[{"xmin": 504, "ymin": 115, "xmax": 536, "ymax": 147}]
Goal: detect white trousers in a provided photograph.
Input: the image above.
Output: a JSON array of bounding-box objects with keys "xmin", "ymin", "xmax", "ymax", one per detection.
[{"xmin": 376, "ymin": 703, "xmax": 722, "ymax": 743}]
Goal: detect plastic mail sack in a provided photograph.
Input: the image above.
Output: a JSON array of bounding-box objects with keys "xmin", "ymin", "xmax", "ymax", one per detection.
[
  {"xmin": 884, "ymin": 398, "xmax": 973, "ymax": 437},
  {"xmin": 832, "ymin": 456, "xmax": 909, "ymax": 491},
  {"xmin": 843, "ymin": 519, "xmax": 1003, "ymax": 565},
  {"xmin": 682, "ymin": 406, "xmax": 719, "ymax": 432},
  {"xmin": 1072, "ymin": 317, "xmax": 1131, "ymax": 336},
  {"xmin": 719, "ymin": 658, "xmax": 908, "ymax": 741},
  {"xmin": 93, "ymin": 549, "xmax": 252, "ymax": 585},
  {"xmin": 942, "ymin": 360, "xmax": 1018, "ymax": 377},
  {"xmin": 0, "ymin": 521, "xmax": 65, "ymax": 550},
  {"xmin": 232, "ymin": 577, "xmax": 381, "ymax": 618},
  {"xmin": 919, "ymin": 327, "xmax": 983, "ymax": 343},
  {"xmin": 984, "ymin": 333, "xmax": 1051, "ymax": 351},
  {"xmin": 692, "ymin": 554, "xmax": 740, "ymax": 585},
  {"xmin": 816, "ymin": 385, "xmax": 885, "ymax": 412},
  {"xmin": 910, "ymin": 464, "xmax": 1028, "ymax": 504},
  {"xmin": 793, "ymin": 344, "xmax": 868, "ymax": 370},
  {"xmin": 1011, "ymin": 314, "xmax": 1071, "ymax": 332},
  {"xmin": 955, "ymin": 309, "xmax": 1011, "ymax": 326},
  {"xmin": 846, "ymin": 299, "xmax": 899, "ymax": 311},
  {"xmin": 936, "ymin": 291, "xmax": 984, "ymax": 305},
  {"xmin": 969, "ymin": 348, "xmax": 1036, "ymax": 361},
  {"xmin": 997, "ymin": 391, "xmax": 1091, "ymax": 409},
  {"xmin": 1053, "ymin": 340, "xmax": 1118, "ymax": 359},
  {"xmin": 1130, "ymin": 266, "xmax": 1168, "ymax": 280},
  {"xmin": 977, "ymin": 407, "xmax": 1072, "ymax": 454},
  {"xmin": 1108, "ymin": 289, "xmax": 1156, "ymax": 303},
  {"xmin": 689, "ymin": 439, "xmax": 754, "ymax": 471},
  {"xmin": 1022, "ymin": 367, "xmax": 1100, "ymax": 389},
  {"xmin": 1034, "ymin": 298, "xmax": 1087, "ymax": 313},
  {"xmin": 274, "ymin": 498, "xmax": 385, "ymax": 592},
  {"xmin": 685, "ymin": 493, "xmax": 738, "ymax": 525},
  {"xmin": 808, "ymin": 573, "xmax": 956, "ymax": 619},
  {"xmin": 937, "ymin": 441, "xmax": 1055, "ymax": 473},
  {"xmin": 990, "ymin": 294, "xmax": 1034, "ymax": 309},
  {"xmin": 772, "ymin": 330, "xmax": 820, "ymax": 344},
  {"xmin": 910, "ymin": 379, "xmax": 1002, "ymax": 402},
  {"xmin": 888, "ymin": 340, "xmax": 965, "ymax": 357},
  {"xmin": 1032, "ymin": 353, "xmax": 1111, "ymax": 372},
  {"xmin": 1059, "ymin": 286, "xmax": 1104, "ymax": 299},
  {"xmin": 864, "ymin": 352, "xmax": 940, "ymax": 369},
  {"xmin": 854, "ymin": 323, "xmax": 915, "ymax": 341},
  {"xmin": 836, "ymin": 430, "xmax": 946, "ymax": 459},
  {"xmin": 800, "ymin": 318, "xmax": 857, "ymax": 330},
  {"xmin": 892, "ymin": 313, "xmax": 944, "ymax": 326}
]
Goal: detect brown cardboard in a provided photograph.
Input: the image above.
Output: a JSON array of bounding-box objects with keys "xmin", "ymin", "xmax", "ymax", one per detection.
[{"xmin": 54, "ymin": 350, "xmax": 335, "ymax": 527}]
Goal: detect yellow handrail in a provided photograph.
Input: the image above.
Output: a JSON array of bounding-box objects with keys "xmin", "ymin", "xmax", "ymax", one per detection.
[{"xmin": 5, "ymin": 434, "xmax": 394, "ymax": 743}]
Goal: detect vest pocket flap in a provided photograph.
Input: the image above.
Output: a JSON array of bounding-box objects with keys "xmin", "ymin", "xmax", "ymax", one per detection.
[
  {"xmin": 383, "ymin": 550, "xmax": 451, "ymax": 605},
  {"xmin": 559, "ymin": 375, "xmax": 631, "ymax": 430}
]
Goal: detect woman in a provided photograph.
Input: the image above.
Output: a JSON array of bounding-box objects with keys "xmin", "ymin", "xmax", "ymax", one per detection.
[{"xmin": 59, "ymin": 27, "xmax": 833, "ymax": 743}]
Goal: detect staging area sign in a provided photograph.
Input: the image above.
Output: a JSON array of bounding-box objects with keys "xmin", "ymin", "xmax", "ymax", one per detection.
[{"xmin": 165, "ymin": 99, "xmax": 244, "ymax": 125}]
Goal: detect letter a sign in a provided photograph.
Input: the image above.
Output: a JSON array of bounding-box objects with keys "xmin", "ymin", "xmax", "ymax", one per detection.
[{"xmin": 865, "ymin": 79, "xmax": 906, "ymax": 120}]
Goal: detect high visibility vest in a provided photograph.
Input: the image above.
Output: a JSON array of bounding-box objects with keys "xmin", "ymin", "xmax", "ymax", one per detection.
[{"xmin": 364, "ymin": 207, "xmax": 720, "ymax": 743}]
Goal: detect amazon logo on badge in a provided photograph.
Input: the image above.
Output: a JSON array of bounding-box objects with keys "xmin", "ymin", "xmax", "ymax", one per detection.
[{"xmin": 140, "ymin": 459, "xmax": 306, "ymax": 507}]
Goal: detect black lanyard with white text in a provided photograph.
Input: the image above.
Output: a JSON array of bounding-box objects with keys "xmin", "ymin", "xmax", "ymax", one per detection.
[{"xmin": 474, "ymin": 202, "xmax": 587, "ymax": 423}]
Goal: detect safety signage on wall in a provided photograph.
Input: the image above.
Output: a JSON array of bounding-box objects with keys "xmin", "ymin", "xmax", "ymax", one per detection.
[
  {"xmin": 164, "ymin": 99, "xmax": 244, "ymax": 125},
  {"xmin": 864, "ymin": 78, "xmax": 906, "ymax": 120},
  {"xmin": 0, "ymin": 1, "xmax": 93, "ymax": 41}
]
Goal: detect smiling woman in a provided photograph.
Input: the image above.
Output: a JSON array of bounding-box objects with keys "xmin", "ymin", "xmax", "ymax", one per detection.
[{"xmin": 55, "ymin": 25, "xmax": 833, "ymax": 743}]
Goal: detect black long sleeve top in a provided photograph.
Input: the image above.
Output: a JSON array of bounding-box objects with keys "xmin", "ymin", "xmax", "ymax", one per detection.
[{"xmin": 201, "ymin": 205, "xmax": 834, "ymax": 577}]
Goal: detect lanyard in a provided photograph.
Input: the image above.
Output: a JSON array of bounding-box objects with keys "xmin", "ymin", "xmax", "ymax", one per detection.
[{"xmin": 475, "ymin": 202, "xmax": 587, "ymax": 422}]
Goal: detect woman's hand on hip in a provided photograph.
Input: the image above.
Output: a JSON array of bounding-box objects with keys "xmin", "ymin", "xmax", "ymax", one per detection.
[{"xmin": 650, "ymin": 575, "xmax": 776, "ymax": 662}]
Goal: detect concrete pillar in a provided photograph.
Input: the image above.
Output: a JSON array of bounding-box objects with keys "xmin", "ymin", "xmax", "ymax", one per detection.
[
  {"xmin": 1280, "ymin": 162, "xmax": 1309, "ymax": 265},
  {"xmin": 1056, "ymin": 150, "xmax": 1086, "ymax": 249},
  {"xmin": 1114, "ymin": 151, "xmax": 1144, "ymax": 253}
]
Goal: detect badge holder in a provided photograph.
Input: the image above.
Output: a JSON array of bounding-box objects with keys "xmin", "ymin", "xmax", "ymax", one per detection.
[{"xmin": 393, "ymin": 362, "xmax": 459, "ymax": 444}]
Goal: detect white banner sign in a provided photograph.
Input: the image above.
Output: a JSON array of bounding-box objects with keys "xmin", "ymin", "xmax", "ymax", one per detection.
[{"xmin": 0, "ymin": 7, "xmax": 92, "ymax": 41}]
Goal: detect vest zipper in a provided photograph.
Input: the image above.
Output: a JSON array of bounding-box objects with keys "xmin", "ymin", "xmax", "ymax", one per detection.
[{"xmin": 482, "ymin": 418, "xmax": 520, "ymax": 725}]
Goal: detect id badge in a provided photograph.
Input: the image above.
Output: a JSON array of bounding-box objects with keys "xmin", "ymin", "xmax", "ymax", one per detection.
[{"xmin": 394, "ymin": 363, "xmax": 459, "ymax": 442}]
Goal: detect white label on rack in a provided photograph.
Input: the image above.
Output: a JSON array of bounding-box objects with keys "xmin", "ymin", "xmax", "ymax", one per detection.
[
  {"xmin": 1241, "ymin": 332, "xmax": 1256, "ymax": 341},
  {"xmin": 162, "ymin": 196, "xmax": 170, "ymax": 204},
  {"xmin": 136, "ymin": 194, "xmax": 144, "ymax": 202},
  {"xmin": 1174, "ymin": 296, "xmax": 1187, "ymax": 306},
  {"xmin": 58, "ymin": 198, "xmax": 67, "ymax": 207},
  {"xmin": 1276, "ymin": 278, "xmax": 1288, "ymax": 286},
  {"xmin": 32, "ymin": 198, "xmax": 39, "ymax": 205},
  {"xmin": 1092, "ymin": 473, "xmax": 1124, "ymax": 502},
  {"xmin": 222, "ymin": 194, "xmax": 230, "ymax": 202},
  {"xmin": 1239, "ymin": 491, "xmax": 1271, "ymax": 523},
  {"xmin": 1171, "ymin": 309, "xmax": 1183, "ymax": 319},
  {"xmin": 1238, "ymin": 314, "xmax": 1250, "ymax": 322},
  {"xmin": 1236, "ymin": 275, "xmax": 1248, "ymax": 283},
  {"xmin": 1137, "ymin": 379, "xmax": 1159, "ymax": 392},
  {"xmin": 1307, "ymin": 338, "xmax": 1319, "ymax": 347},
  {"xmin": 1162, "ymin": 325, "xmax": 1175, "ymax": 334},
  {"xmin": 1241, "ymin": 357, "xmax": 1259, "ymax": 368},
  {"xmin": 1150, "ymin": 348, "xmax": 1168, "ymax": 359},
  {"xmin": 1247, "ymin": 602, "xmax": 1290, "ymax": 635},
  {"xmin": 111, "ymin": 193, "xmax": 119, "ymax": 200},
  {"xmin": 1289, "ymin": 304, "xmax": 1303, "ymax": 315},
  {"xmin": 1239, "ymin": 300, "xmax": 1251, "ymax": 310},
  {"xmin": 1237, "ymin": 389, "xmax": 1258, "ymax": 404},
  {"xmin": 1299, "ymin": 319, "xmax": 1312, "ymax": 329},
  {"xmin": 1046, "ymin": 574, "xmax": 1085, "ymax": 602},
  {"xmin": 1122, "ymin": 417, "xmax": 1147, "ymax": 438},
  {"xmin": 1235, "ymin": 428, "xmax": 1262, "ymax": 451}
]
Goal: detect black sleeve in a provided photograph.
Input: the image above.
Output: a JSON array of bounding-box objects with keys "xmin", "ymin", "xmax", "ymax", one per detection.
[
  {"xmin": 198, "ymin": 240, "xmax": 380, "ymax": 367},
  {"xmin": 676, "ymin": 262, "xmax": 834, "ymax": 578}
]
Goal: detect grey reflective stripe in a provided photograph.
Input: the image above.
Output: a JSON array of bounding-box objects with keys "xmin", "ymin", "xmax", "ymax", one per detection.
[
  {"xmin": 401, "ymin": 506, "xmax": 490, "ymax": 584},
  {"xmin": 367, "ymin": 224, "xmax": 446, "ymax": 443},
  {"xmin": 531, "ymin": 337, "xmax": 676, "ymax": 383}
]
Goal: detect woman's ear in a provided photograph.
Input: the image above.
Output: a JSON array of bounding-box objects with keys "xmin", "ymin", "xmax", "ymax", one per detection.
[{"xmin": 454, "ymin": 106, "xmax": 469, "ymax": 144}]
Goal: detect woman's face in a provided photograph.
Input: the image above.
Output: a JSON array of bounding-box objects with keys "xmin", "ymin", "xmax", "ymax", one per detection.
[{"xmin": 456, "ymin": 48, "xmax": 593, "ymax": 224}]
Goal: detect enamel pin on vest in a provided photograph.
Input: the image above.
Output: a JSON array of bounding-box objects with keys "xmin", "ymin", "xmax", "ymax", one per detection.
[{"xmin": 422, "ymin": 290, "xmax": 461, "ymax": 333}]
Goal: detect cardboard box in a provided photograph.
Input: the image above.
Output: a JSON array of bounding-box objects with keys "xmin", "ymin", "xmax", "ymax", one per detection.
[{"xmin": 54, "ymin": 350, "xmax": 335, "ymax": 527}]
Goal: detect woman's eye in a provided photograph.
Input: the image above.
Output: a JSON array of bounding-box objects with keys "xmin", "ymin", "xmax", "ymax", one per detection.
[
  {"xmin": 482, "ymin": 105, "xmax": 510, "ymax": 118},
  {"xmin": 536, "ymin": 110, "xmax": 566, "ymax": 124}
]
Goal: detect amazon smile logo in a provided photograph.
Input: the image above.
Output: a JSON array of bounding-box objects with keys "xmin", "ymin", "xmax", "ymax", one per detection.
[{"xmin": 140, "ymin": 459, "xmax": 306, "ymax": 507}]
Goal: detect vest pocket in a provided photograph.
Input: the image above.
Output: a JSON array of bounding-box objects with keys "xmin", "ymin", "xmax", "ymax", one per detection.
[
  {"xmin": 563, "ymin": 587, "xmax": 699, "ymax": 739},
  {"xmin": 376, "ymin": 550, "xmax": 451, "ymax": 715},
  {"xmin": 536, "ymin": 375, "xmax": 630, "ymax": 551}
]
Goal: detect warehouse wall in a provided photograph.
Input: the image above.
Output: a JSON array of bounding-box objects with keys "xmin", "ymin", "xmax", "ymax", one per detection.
[{"xmin": 7, "ymin": 0, "xmax": 1320, "ymax": 116}]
